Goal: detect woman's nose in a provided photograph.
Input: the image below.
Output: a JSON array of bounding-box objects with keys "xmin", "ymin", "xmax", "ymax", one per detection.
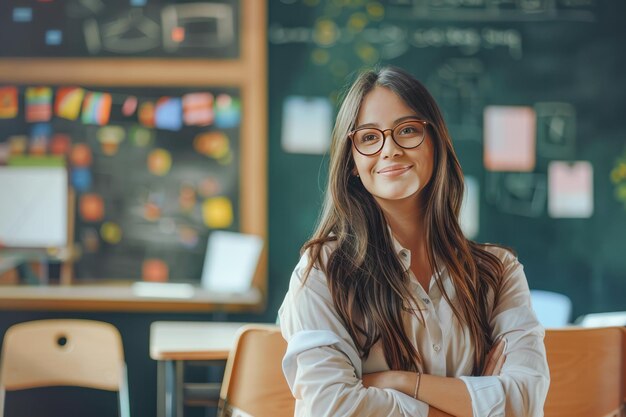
[{"xmin": 380, "ymin": 131, "xmax": 402, "ymax": 158}]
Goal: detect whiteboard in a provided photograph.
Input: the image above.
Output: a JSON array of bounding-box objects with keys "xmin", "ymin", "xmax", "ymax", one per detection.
[{"xmin": 0, "ymin": 167, "xmax": 68, "ymax": 248}]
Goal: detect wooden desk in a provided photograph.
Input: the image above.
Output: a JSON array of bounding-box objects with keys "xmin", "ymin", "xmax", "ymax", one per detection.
[
  {"xmin": 149, "ymin": 321, "xmax": 248, "ymax": 417},
  {"xmin": 0, "ymin": 285, "xmax": 262, "ymax": 312}
]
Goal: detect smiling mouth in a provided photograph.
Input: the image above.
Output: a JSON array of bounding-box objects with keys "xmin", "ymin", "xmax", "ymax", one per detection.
[{"xmin": 377, "ymin": 165, "xmax": 412, "ymax": 175}]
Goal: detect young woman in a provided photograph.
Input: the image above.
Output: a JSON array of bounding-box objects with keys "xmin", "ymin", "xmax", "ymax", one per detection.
[{"xmin": 279, "ymin": 66, "xmax": 549, "ymax": 417}]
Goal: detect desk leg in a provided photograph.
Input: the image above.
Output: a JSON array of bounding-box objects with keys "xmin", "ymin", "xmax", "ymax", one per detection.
[
  {"xmin": 175, "ymin": 360, "xmax": 184, "ymax": 417},
  {"xmin": 160, "ymin": 360, "xmax": 176, "ymax": 417},
  {"xmin": 157, "ymin": 361, "xmax": 164, "ymax": 417}
]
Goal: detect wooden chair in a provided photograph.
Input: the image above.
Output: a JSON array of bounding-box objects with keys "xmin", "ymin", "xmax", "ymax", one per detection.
[
  {"xmin": 0, "ymin": 319, "xmax": 130, "ymax": 417},
  {"xmin": 218, "ymin": 324, "xmax": 294, "ymax": 417},
  {"xmin": 544, "ymin": 327, "xmax": 624, "ymax": 417}
]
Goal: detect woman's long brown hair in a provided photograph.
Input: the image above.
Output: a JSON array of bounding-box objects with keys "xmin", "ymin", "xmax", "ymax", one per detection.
[{"xmin": 302, "ymin": 66, "xmax": 505, "ymax": 374}]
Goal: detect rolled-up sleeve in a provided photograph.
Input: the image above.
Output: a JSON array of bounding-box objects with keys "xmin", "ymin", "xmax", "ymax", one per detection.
[
  {"xmin": 279, "ymin": 252, "xmax": 429, "ymax": 417},
  {"xmin": 459, "ymin": 250, "xmax": 550, "ymax": 417}
]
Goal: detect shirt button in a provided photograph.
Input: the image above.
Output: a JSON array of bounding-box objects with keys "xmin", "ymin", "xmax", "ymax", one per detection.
[
  {"xmin": 433, "ymin": 344, "xmax": 441, "ymax": 352},
  {"xmin": 422, "ymin": 298, "xmax": 430, "ymax": 304},
  {"xmin": 400, "ymin": 251, "xmax": 408, "ymax": 258}
]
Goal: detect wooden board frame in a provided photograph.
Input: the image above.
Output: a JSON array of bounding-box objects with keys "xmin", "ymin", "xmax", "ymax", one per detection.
[{"xmin": 0, "ymin": 0, "xmax": 268, "ymax": 308}]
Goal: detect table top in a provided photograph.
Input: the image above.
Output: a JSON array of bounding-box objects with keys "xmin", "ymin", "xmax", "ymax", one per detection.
[
  {"xmin": 0, "ymin": 285, "xmax": 263, "ymax": 313},
  {"xmin": 150, "ymin": 321, "xmax": 250, "ymax": 361}
]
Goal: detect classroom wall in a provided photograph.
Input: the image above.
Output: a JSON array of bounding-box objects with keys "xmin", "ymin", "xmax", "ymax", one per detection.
[{"xmin": 1, "ymin": 1, "xmax": 626, "ymax": 416}]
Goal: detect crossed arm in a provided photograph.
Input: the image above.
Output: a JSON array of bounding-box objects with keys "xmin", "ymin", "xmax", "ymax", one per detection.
[{"xmin": 362, "ymin": 337, "xmax": 508, "ymax": 417}]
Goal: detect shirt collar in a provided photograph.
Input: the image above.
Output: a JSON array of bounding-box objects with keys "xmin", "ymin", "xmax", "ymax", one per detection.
[{"xmin": 387, "ymin": 225, "xmax": 448, "ymax": 287}]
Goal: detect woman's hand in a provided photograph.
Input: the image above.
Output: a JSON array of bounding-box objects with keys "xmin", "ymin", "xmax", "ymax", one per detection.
[
  {"xmin": 363, "ymin": 371, "xmax": 456, "ymax": 417},
  {"xmin": 482, "ymin": 336, "xmax": 507, "ymax": 376}
]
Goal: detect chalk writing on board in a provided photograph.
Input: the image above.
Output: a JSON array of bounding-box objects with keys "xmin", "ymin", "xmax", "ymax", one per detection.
[
  {"xmin": 428, "ymin": 58, "xmax": 487, "ymax": 140},
  {"xmin": 384, "ymin": 0, "xmax": 596, "ymax": 22},
  {"xmin": 270, "ymin": 23, "xmax": 523, "ymax": 59},
  {"xmin": 535, "ymin": 102, "xmax": 577, "ymax": 159}
]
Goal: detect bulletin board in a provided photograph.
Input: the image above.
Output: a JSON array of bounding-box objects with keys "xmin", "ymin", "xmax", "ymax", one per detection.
[
  {"xmin": 0, "ymin": 0, "xmax": 267, "ymax": 294},
  {"xmin": 0, "ymin": 0, "xmax": 240, "ymax": 58}
]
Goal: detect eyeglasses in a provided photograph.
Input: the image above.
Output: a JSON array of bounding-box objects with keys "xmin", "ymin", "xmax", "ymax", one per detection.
[{"xmin": 348, "ymin": 119, "xmax": 429, "ymax": 156}]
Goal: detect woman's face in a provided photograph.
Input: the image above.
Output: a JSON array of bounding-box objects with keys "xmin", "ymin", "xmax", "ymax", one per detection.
[{"xmin": 351, "ymin": 86, "xmax": 434, "ymax": 206}]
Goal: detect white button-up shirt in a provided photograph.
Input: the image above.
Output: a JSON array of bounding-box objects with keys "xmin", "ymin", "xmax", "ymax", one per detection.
[{"xmin": 279, "ymin": 239, "xmax": 550, "ymax": 417}]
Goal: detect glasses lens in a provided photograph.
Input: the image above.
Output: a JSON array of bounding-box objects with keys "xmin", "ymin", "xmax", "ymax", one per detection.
[
  {"xmin": 353, "ymin": 129, "xmax": 384, "ymax": 155},
  {"xmin": 392, "ymin": 121, "xmax": 425, "ymax": 148}
]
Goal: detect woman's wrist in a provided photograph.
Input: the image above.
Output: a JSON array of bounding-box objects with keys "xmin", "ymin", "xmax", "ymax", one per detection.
[{"xmin": 393, "ymin": 371, "xmax": 420, "ymax": 396}]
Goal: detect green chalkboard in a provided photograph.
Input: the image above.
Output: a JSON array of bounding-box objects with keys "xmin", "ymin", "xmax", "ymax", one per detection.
[{"xmin": 267, "ymin": 0, "xmax": 626, "ymax": 319}]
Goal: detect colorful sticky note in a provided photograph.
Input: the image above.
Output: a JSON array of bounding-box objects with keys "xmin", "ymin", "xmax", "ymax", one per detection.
[
  {"xmin": 8, "ymin": 135, "xmax": 28, "ymax": 155},
  {"xmin": 50, "ymin": 134, "xmax": 72, "ymax": 155},
  {"xmin": 122, "ymin": 96, "xmax": 138, "ymax": 117},
  {"xmin": 142, "ymin": 259, "xmax": 169, "ymax": 282},
  {"xmin": 101, "ymin": 222, "xmax": 122, "ymax": 244},
  {"xmin": 79, "ymin": 193, "xmax": 105, "ymax": 222},
  {"xmin": 71, "ymin": 167, "xmax": 92, "ymax": 192},
  {"xmin": 129, "ymin": 126, "xmax": 153, "ymax": 147},
  {"xmin": 193, "ymin": 132, "xmax": 230, "ymax": 159},
  {"xmin": 97, "ymin": 126, "xmax": 125, "ymax": 156},
  {"xmin": 147, "ymin": 148, "xmax": 172, "ymax": 176},
  {"xmin": 214, "ymin": 94, "xmax": 241, "ymax": 129},
  {"xmin": 0, "ymin": 87, "xmax": 18, "ymax": 119},
  {"xmin": 81, "ymin": 92, "xmax": 112, "ymax": 125},
  {"xmin": 202, "ymin": 197, "xmax": 233, "ymax": 229},
  {"xmin": 155, "ymin": 97, "xmax": 183, "ymax": 131},
  {"xmin": 45, "ymin": 30, "xmax": 63, "ymax": 46},
  {"xmin": 183, "ymin": 93, "xmax": 214, "ymax": 126},
  {"xmin": 548, "ymin": 161, "xmax": 594, "ymax": 218},
  {"xmin": 13, "ymin": 8, "xmax": 32, "ymax": 22},
  {"xmin": 172, "ymin": 27, "xmax": 185, "ymax": 43},
  {"xmin": 29, "ymin": 124, "xmax": 51, "ymax": 155},
  {"xmin": 483, "ymin": 106, "xmax": 536, "ymax": 172},
  {"xmin": 70, "ymin": 143, "xmax": 93, "ymax": 167},
  {"xmin": 55, "ymin": 87, "xmax": 85, "ymax": 120},
  {"xmin": 139, "ymin": 101, "xmax": 155, "ymax": 128},
  {"xmin": 25, "ymin": 87, "xmax": 53, "ymax": 122}
]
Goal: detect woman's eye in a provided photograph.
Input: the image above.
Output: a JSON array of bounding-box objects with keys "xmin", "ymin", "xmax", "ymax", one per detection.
[
  {"xmin": 399, "ymin": 127, "xmax": 417, "ymax": 135},
  {"xmin": 361, "ymin": 133, "xmax": 379, "ymax": 142}
]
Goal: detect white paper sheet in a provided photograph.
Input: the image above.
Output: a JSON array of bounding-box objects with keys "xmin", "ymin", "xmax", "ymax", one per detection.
[
  {"xmin": 201, "ymin": 231, "xmax": 263, "ymax": 293},
  {"xmin": 281, "ymin": 96, "xmax": 333, "ymax": 154},
  {"xmin": 0, "ymin": 167, "xmax": 68, "ymax": 247},
  {"xmin": 460, "ymin": 176, "xmax": 479, "ymax": 239}
]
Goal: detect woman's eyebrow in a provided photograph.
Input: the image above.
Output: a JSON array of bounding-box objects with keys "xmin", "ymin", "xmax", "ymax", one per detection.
[{"xmin": 354, "ymin": 115, "xmax": 422, "ymax": 130}]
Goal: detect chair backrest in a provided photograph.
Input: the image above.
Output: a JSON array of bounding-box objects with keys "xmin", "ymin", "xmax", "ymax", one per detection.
[
  {"xmin": 218, "ymin": 324, "xmax": 294, "ymax": 417},
  {"xmin": 0, "ymin": 319, "xmax": 130, "ymax": 417},
  {"xmin": 530, "ymin": 290, "xmax": 572, "ymax": 328},
  {"xmin": 544, "ymin": 327, "xmax": 624, "ymax": 417}
]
